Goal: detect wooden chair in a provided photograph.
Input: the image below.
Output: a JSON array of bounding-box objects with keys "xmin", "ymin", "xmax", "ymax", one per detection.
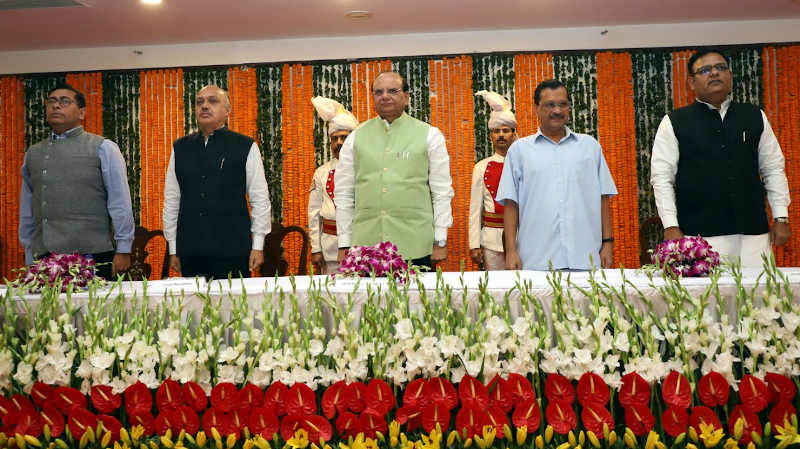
[
  {"xmin": 639, "ymin": 216, "xmax": 664, "ymax": 266},
  {"xmin": 260, "ymin": 221, "xmax": 310, "ymax": 277},
  {"xmin": 126, "ymin": 226, "xmax": 170, "ymax": 280}
]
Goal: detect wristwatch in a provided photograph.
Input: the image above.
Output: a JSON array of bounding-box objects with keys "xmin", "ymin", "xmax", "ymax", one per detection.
[
  {"xmin": 774, "ymin": 217, "xmax": 789, "ymax": 224},
  {"xmin": 434, "ymin": 240, "xmax": 447, "ymax": 247}
]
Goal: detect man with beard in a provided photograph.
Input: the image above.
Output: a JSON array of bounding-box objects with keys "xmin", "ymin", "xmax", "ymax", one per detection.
[
  {"xmin": 335, "ymin": 71, "xmax": 454, "ymax": 269},
  {"xmin": 469, "ymin": 90, "xmax": 517, "ymax": 270},
  {"xmin": 163, "ymin": 85, "xmax": 271, "ymax": 279},
  {"xmin": 308, "ymin": 96, "xmax": 359, "ymax": 274},
  {"xmin": 19, "ymin": 83, "xmax": 135, "ymax": 280},
  {"xmin": 496, "ymin": 79, "xmax": 617, "ymax": 271},
  {"xmin": 651, "ymin": 48, "xmax": 790, "ymax": 267}
]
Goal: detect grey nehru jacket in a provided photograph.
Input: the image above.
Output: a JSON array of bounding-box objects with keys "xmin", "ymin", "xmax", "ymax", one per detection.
[{"xmin": 25, "ymin": 128, "xmax": 115, "ymax": 256}]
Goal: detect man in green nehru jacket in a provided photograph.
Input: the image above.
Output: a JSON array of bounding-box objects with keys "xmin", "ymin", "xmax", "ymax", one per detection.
[{"xmin": 334, "ymin": 71, "xmax": 454, "ymax": 270}]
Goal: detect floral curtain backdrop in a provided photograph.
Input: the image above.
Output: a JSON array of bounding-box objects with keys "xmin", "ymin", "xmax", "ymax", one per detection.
[{"xmin": 1, "ymin": 43, "xmax": 799, "ymax": 279}]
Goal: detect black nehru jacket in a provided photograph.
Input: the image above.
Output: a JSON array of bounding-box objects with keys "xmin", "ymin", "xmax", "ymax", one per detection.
[
  {"xmin": 670, "ymin": 101, "xmax": 768, "ymax": 237},
  {"xmin": 174, "ymin": 127, "xmax": 253, "ymax": 257}
]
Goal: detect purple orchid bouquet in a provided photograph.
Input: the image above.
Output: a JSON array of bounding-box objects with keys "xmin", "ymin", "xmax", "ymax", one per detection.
[
  {"xmin": 651, "ymin": 235, "xmax": 721, "ymax": 277},
  {"xmin": 16, "ymin": 252, "xmax": 102, "ymax": 292},
  {"xmin": 336, "ymin": 241, "xmax": 413, "ymax": 282}
]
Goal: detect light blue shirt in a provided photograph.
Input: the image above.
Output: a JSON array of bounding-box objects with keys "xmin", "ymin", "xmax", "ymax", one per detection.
[
  {"xmin": 19, "ymin": 126, "xmax": 135, "ymax": 264},
  {"xmin": 496, "ymin": 128, "xmax": 617, "ymax": 270}
]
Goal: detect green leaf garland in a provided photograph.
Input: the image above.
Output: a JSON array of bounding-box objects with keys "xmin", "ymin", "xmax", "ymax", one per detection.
[
  {"xmin": 553, "ymin": 53, "xmax": 598, "ymax": 138},
  {"xmin": 256, "ymin": 65, "xmax": 283, "ymax": 223},
  {"xmin": 312, "ymin": 63, "xmax": 352, "ymax": 166}
]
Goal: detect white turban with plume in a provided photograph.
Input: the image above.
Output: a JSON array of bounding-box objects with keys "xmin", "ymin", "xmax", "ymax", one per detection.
[
  {"xmin": 475, "ymin": 90, "xmax": 517, "ymax": 130},
  {"xmin": 311, "ymin": 96, "xmax": 359, "ymax": 134}
]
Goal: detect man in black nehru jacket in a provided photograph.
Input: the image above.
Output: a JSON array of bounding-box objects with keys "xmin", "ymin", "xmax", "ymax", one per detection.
[
  {"xmin": 650, "ymin": 49, "xmax": 791, "ymax": 268},
  {"xmin": 162, "ymin": 85, "xmax": 271, "ymax": 279}
]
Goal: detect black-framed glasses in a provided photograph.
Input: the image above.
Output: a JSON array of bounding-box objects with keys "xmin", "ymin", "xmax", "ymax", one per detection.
[
  {"xmin": 372, "ymin": 88, "xmax": 403, "ymax": 97},
  {"xmin": 692, "ymin": 63, "xmax": 730, "ymax": 76},
  {"xmin": 45, "ymin": 96, "xmax": 75, "ymax": 107}
]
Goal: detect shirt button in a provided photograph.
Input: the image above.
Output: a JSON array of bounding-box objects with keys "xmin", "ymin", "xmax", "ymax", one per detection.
[
  {"xmin": 200, "ymin": 193, "xmax": 207, "ymax": 199},
  {"xmin": 383, "ymin": 167, "xmax": 388, "ymax": 172},
  {"xmin": 43, "ymin": 218, "xmax": 48, "ymax": 223},
  {"xmin": 382, "ymin": 187, "xmax": 387, "ymax": 193},
  {"xmin": 381, "ymin": 210, "xmax": 386, "ymax": 215},
  {"xmin": 42, "ymin": 201, "xmax": 47, "ymax": 206},
  {"xmin": 42, "ymin": 169, "xmax": 47, "ymax": 175},
  {"xmin": 45, "ymin": 155, "xmax": 50, "ymax": 160},
  {"xmin": 385, "ymin": 147, "xmax": 391, "ymax": 153}
]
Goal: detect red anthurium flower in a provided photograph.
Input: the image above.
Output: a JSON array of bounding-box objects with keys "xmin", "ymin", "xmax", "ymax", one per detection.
[
  {"xmin": 770, "ymin": 401, "xmax": 797, "ymax": 429},
  {"xmin": 407, "ymin": 413, "xmax": 422, "ymax": 432},
  {"xmin": 300, "ymin": 415, "xmax": 334, "ymax": 442},
  {"xmin": 41, "ymin": 405, "xmax": 66, "ymax": 437},
  {"xmin": 581, "ymin": 404, "xmax": 614, "ymax": 438},
  {"xmin": 230, "ymin": 408, "xmax": 248, "ymax": 432},
  {"xmin": 175, "ymin": 406, "xmax": 201, "ymax": 435},
  {"xmin": 359, "ymin": 411, "xmax": 388, "ymax": 439},
  {"xmin": 545, "ymin": 400, "xmax": 578, "ymax": 435},
  {"xmin": 662, "ymin": 371, "xmax": 692, "ymax": 409},
  {"xmin": 765, "ymin": 373, "xmax": 796, "ymax": 404},
  {"xmin": 486, "ymin": 405, "xmax": 511, "ymax": 438},
  {"xmin": 129, "ymin": 410, "xmax": 156, "ymax": 436},
  {"xmin": 202, "ymin": 408, "xmax": 235, "ymax": 439},
  {"xmin": 739, "ymin": 375, "xmax": 769, "ymax": 413},
  {"xmin": 335, "ymin": 411, "xmax": 361, "ymax": 438},
  {"xmin": 264, "ymin": 382, "xmax": 288, "ymax": 416},
  {"xmin": 697, "ymin": 371, "xmax": 729, "ymax": 407},
  {"xmin": 31, "ymin": 382, "xmax": 55, "ymax": 409},
  {"xmin": 689, "ymin": 406, "xmax": 722, "ymax": 433},
  {"xmin": 624, "ymin": 403, "xmax": 655, "ymax": 436},
  {"xmin": 322, "ymin": 380, "xmax": 347, "ymax": 419},
  {"xmin": 458, "ymin": 375, "xmax": 489, "ymax": 410},
  {"xmin": 511, "ymin": 398, "xmax": 542, "ymax": 433},
  {"xmin": 661, "ymin": 406, "xmax": 689, "ymax": 438},
  {"xmin": 395, "ymin": 404, "xmax": 422, "ymax": 426},
  {"xmin": 156, "ymin": 379, "xmax": 184, "ymax": 412},
  {"xmin": 14, "ymin": 412, "xmax": 43, "ymax": 438},
  {"xmin": 577, "ymin": 372, "xmax": 610, "ymax": 408},
  {"xmin": 506, "ymin": 373, "xmax": 536, "ymax": 408},
  {"xmin": 97, "ymin": 414, "xmax": 122, "ymax": 442},
  {"xmin": 155, "ymin": 409, "xmax": 182, "ymax": 436},
  {"xmin": 286, "ymin": 383, "xmax": 317, "ymax": 417},
  {"xmin": 423, "ymin": 377, "xmax": 459, "ymax": 411},
  {"xmin": 729, "ymin": 405, "xmax": 761, "ymax": 445},
  {"xmin": 249, "ymin": 407, "xmax": 280, "ymax": 440},
  {"xmin": 0, "ymin": 396, "xmax": 16, "ymax": 424},
  {"xmin": 53, "ymin": 387, "xmax": 86, "ymax": 415},
  {"xmin": 210, "ymin": 382, "xmax": 238, "ymax": 413},
  {"xmin": 619, "ymin": 372, "xmax": 650, "ymax": 408},
  {"xmin": 182, "ymin": 382, "xmax": 208, "ymax": 413},
  {"xmin": 345, "ymin": 382, "xmax": 367, "ymax": 413},
  {"xmin": 455, "ymin": 405, "xmax": 490, "ymax": 440},
  {"xmin": 237, "ymin": 383, "xmax": 264, "ymax": 413},
  {"xmin": 421, "ymin": 402, "xmax": 451, "ymax": 433},
  {"xmin": 124, "ymin": 381, "xmax": 153, "ymax": 416},
  {"xmin": 487, "ymin": 374, "xmax": 513, "ymax": 414},
  {"xmin": 67, "ymin": 408, "xmax": 98, "ymax": 441},
  {"xmin": 545, "ymin": 373, "xmax": 575, "ymax": 404},
  {"xmin": 365, "ymin": 379, "xmax": 396, "ymax": 416},
  {"xmin": 280, "ymin": 415, "xmax": 302, "ymax": 441},
  {"xmin": 91, "ymin": 385, "xmax": 122, "ymax": 414},
  {"xmin": 403, "ymin": 378, "xmax": 429, "ymax": 411}
]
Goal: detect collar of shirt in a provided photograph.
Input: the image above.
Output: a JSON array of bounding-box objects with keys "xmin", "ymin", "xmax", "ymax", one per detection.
[
  {"xmin": 532, "ymin": 126, "xmax": 577, "ymax": 145},
  {"xmin": 203, "ymin": 125, "xmax": 227, "ymax": 146},
  {"xmin": 696, "ymin": 96, "xmax": 732, "ymax": 115},
  {"xmin": 51, "ymin": 126, "xmax": 83, "ymax": 140}
]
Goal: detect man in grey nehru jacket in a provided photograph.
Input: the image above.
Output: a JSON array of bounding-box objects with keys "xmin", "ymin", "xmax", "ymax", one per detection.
[{"xmin": 19, "ymin": 83, "xmax": 135, "ymax": 280}]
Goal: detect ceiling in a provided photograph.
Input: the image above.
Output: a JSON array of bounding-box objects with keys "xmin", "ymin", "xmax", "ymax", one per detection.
[{"xmin": 1, "ymin": 0, "xmax": 800, "ymax": 52}]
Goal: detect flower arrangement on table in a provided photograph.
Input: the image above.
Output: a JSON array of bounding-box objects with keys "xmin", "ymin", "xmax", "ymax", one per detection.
[
  {"xmin": 1, "ymin": 259, "xmax": 799, "ymax": 449},
  {"xmin": 650, "ymin": 236, "xmax": 721, "ymax": 277},
  {"xmin": 337, "ymin": 241, "xmax": 414, "ymax": 282},
  {"xmin": 14, "ymin": 252, "xmax": 103, "ymax": 292}
]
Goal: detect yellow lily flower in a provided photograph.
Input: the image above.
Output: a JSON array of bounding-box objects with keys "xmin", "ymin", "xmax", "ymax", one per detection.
[
  {"xmin": 288, "ymin": 429, "xmax": 310, "ymax": 449},
  {"xmin": 698, "ymin": 423, "xmax": 725, "ymax": 449},
  {"xmin": 587, "ymin": 431, "xmax": 601, "ymax": 449},
  {"xmin": 516, "ymin": 426, "xmax": 528, "ymax": 446}
]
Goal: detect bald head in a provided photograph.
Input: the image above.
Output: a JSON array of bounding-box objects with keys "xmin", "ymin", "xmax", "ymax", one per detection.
[{"xmin": 195, "ymin": 84, "xmax": 230, "ymax": 135}]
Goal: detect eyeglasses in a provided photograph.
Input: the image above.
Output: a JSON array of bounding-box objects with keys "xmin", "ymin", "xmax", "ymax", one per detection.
[
  {"xmin": 45, "ymin": 96, "xmax": 76, "ymax": 107},
  {"xmin": 372, "ymin": 88, "xmax": 403, "ymax": 97},
  {"xmin": 692, "ymin": 63, "xmax": 730, "ymax": 76},
  {"xmin": 540, "ymin": 101, "xmax": 570, "ymax": 111}
]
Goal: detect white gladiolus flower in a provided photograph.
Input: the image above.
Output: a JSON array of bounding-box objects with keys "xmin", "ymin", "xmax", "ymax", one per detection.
[
  {"xmin": 90, "ymin": 352, "xmax": 115, "ymax": 370},
  {"xmin": 13, "ymin": 361, "xmax": 34, "ymax": 392},
  {"xmin": 309, "ymin": 339, "xmax": 324, "ymax": 357},
  {"xmin": 395, "ymin": 319, "xmax": 414, "ymax": 340},
  {"xmin": 486, "ymin": 316, "xmax": 507, "ymax": 339}
]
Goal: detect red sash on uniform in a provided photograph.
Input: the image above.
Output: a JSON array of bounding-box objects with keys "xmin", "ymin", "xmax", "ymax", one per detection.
[{"xmin": 483, "ymin": 161, "xmax": 505, "ymax": 228}]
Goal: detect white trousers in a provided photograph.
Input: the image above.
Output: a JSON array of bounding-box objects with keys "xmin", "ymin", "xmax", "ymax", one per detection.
[
  {"xmin": 483, "ymin": 248, "xmax": 506, "ymax": 271},
  {"xmin": 704, "ymin": 233, "xmax": 771, "ymax": 268}
]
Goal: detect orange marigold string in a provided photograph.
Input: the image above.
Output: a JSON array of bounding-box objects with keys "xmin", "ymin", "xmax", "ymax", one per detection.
[
  {"xmin": 0, "ymin": 76, "xmax": 25, "ymax": 279},
  {"xmin": 513, "ymin": 53, "xmax": 554, "ymax": 137}
]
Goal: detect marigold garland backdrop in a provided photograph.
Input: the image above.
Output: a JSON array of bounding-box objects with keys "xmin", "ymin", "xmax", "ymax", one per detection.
[{"xmin": 1, "ymin": 44, "xmax": 799, "ymax": 278}]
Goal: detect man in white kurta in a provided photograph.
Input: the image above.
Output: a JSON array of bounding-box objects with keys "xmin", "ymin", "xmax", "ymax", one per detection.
[
  {"xmin": 469, "ymin": 91, "xmax": 517, "ymax": 271},
  {"xmin": 308, "ymin": 97, "xmax": 359, "ymax": 274}
]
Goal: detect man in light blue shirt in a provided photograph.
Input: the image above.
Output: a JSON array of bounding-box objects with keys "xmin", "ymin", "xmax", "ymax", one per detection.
[{"xmin": 496, "ymin": 79, "xmax": 617, "ymax": 271}]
